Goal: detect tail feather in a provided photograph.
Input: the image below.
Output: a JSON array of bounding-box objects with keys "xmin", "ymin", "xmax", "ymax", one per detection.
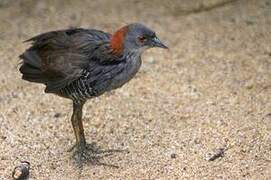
[
  {"xmin": 19, "ymin": 50, "xmax": 46, "ymax": 84},
  {"xmin": 19, "ymin": 50, "xmax": 41, "ymax": 69},
  {"xmin": 20, "ymin": 63, "xmax": 41, "ymax": 75}
]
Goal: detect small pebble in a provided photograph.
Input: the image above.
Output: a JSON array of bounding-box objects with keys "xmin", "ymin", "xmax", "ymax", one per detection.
[
  {"xmin": 171, "ymin": 153, "xmax": 177, "ymax": 159},
  {"xmin": 147, "ymin": 56, "xmax": 155, "ymax": 64},
  {"xmin": 54, "ymin": 112, "xmax": 61, "ymax": 118},
  {"xmin": 206, "ymin": 147, "xmax": 227, "ymax": 161}
]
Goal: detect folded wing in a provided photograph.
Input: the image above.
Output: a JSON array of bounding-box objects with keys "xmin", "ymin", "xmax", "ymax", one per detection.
[{"xmin": 19, "ymin": 28, "xmax": 112, "ymax": 93}]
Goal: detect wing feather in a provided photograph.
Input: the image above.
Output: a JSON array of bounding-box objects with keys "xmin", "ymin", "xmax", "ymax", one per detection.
[{"xmin": 20, "ymin": 28, "xmax": 114, "ymax": 93}]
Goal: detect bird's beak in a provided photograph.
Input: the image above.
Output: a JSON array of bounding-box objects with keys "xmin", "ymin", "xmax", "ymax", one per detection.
[{"xmin": 152, "ymin": 36, "xmax": 168, "ymax": 49}]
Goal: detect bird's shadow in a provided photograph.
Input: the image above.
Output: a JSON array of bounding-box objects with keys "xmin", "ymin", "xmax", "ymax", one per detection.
[{"xmin": 69, "ymin": 142, "xmax": 128, "ymax": 169}]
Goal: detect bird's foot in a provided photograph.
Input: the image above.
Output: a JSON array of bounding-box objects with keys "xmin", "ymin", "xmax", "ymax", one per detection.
[{"xmin": 70, "ymin": 142, "xmax": 127, "ymax": 168}]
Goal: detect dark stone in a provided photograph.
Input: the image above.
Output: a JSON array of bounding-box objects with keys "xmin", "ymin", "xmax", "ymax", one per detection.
[
  {"xmin": 171, "ymin": 153, "xmax": 177, "ymax": 159},
  {"xmin": 54, "ymin": 113, "xmax": 61, "ymax": 118}
]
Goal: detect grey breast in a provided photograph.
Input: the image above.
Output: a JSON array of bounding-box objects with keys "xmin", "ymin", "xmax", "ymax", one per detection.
[{"xmin": 106, "ymin": 53, "xmax": 142, "ymax": 91}]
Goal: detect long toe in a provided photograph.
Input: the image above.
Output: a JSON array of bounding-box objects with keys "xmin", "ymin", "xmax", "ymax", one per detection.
[{"xmin": 71, "ymin": 142, "xmax": 127, "ymax": 168}]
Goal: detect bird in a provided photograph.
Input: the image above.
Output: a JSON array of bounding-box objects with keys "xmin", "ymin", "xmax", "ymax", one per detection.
[{"xmin": 19, "ymin": 23, "xmax": 168, "ymax": 160}]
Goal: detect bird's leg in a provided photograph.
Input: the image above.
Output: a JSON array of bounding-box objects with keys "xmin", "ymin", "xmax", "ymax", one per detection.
[
  {"xmin": 70, "ymin": 101, "xmax": 109, "ymax": 157},
  {"xmin": 70, "ymin": 100, "xmax": 127, "ymax": 167},
  {"xmin": 71, "ymin": 101, "xmax": 87, "ymax": 152}
]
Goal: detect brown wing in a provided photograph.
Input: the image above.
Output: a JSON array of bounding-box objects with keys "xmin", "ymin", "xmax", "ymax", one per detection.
[{"xmin": 19, "ymin": 28, "xmax": 111, "ymax": 93}]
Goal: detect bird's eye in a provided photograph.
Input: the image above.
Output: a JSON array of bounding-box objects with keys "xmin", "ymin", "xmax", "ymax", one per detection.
[{"xmin": 138, "ymin": 36, "xmax": 146, "ymax": 43}]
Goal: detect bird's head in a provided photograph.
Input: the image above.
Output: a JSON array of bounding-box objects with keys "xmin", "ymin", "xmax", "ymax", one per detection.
[{"xmin": 110, "ymin": 23, "xmax": 168, "ymax": 55}]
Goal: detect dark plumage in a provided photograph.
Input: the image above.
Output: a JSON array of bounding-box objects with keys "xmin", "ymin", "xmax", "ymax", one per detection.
[{"xmin": 19, "ymin": 23, "xmax": 167, "ymax": 160}]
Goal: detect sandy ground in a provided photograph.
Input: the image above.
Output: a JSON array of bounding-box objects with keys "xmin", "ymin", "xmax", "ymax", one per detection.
[{"xmin": 0, "ymin": 0, "xmax": 271, "ymax": 179}]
